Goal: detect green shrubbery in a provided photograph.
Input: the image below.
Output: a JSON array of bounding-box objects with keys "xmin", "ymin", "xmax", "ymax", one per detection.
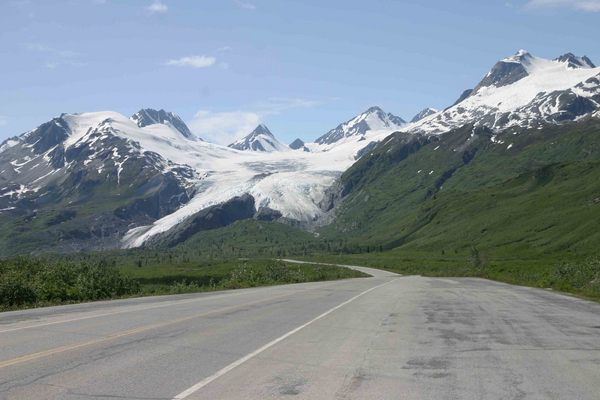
[
  {"xmin": 553, "ymin": 257, "xmax": 600, "ymax": 294},
  {"xmin": 0, "ymin": 257, "xmax": 366, "ymax": 310},
  {"xmin": 224, "ymin": 261, "xmax": 308, "ymax": 288},
  {"xmin": 0, "ymin": 257, "xmax": 139, "ymax": 309}
]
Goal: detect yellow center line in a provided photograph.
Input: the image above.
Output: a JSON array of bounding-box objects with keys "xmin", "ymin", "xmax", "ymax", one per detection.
[{"xmin": 0, "ymin": 292, "xmax": 293, "ymax": 370}]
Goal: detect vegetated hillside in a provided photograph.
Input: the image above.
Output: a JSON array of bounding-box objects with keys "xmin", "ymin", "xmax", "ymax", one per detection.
[{"xmin": 320, "ymin": 117, "xmax": 600, "ymax": 260}]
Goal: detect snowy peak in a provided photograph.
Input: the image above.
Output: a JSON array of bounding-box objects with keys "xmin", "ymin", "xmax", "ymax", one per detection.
[
  {"xmin": 473, "ymin": 50, "xmax": 532, "ymax": 93},
  {"xmin": 228, "ymin": 124, "xmax": 288, "ymax": 152},
  {"xmin": 131, "ymin": 108, "xmax": 194, "ymax": 139},
  {"xmin": 315, "ymin": 106, "xmax": 406, "ymax": 145},
  {"xmin": 502, "ymin": 49, "xmax": 533, "ymax": 64},
  {"xmin": 410, "ymin": 108, "xmax": 438, "ymax": 123},
  {"xmin": 555, "ymin": 53, "xmax": 596, "ymax": 69},
  {"xmin": 410, "ymin": 50, "xmax": 600, "ymax": 135}
]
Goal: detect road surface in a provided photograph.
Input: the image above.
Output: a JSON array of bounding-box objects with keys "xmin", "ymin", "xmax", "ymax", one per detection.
[{"xmin": 1, "ymin": 261, "xmax": 599, "ymax": 399}]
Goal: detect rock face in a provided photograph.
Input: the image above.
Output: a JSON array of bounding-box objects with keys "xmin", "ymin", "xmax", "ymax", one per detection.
[
  {"xmin": 131, "ymin": 108, "xmax": 195, "ymax": 139},
  {"xmin": 555, "ymin": 53, "xmax": 596, "ymax": 69},
  {"xmin": 289, "ymin": 138, "xmax": 305, "ymax": 150},
  {"xmin": 228, "ymin": 124, "xmax": 288, "ymax": 152},
  {"xmin": 255, "ymin": 206, "xmax": 283, "ymax": 221},
  {"xmin": 315, "ymin": 106, "xmax": 406, "ymax": 146},
  {"xmin": 472, "ymin": 50, "xmax": 532, "ymax": 93},
  {"xmin": 145, "ymin": 194, "xmax": 256, "ymax": 247},
  {"xmin": 451, "ymin": 89, "xmax": 474, "ymax": 107},
  {"xmin": 410, "ymin": 108, "xmax": 438, "ymax": 123}
]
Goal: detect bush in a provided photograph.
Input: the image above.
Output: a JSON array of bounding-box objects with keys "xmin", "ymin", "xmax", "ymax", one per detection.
[
  {"xmin": 224, "ymin": 261, "xmax": 307, "ymax": 288},
  {"xmin": 554, "ymin": 257, "xmax": 600, "ymax": 291},
  {"xmin": 0, "ymin": 257, "xmax": 139, "ymax": 309}
]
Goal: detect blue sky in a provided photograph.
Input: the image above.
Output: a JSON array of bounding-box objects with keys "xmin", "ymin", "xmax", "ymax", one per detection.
[{"xmin": 1, "ymin": 0, "xmax": 599, "ymax": 144}]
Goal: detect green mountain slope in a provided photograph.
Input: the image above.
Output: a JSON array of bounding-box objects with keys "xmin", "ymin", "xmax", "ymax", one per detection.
[{"xmin": 320, "ymin": 118, "xmax": 600, "ymax": 259}]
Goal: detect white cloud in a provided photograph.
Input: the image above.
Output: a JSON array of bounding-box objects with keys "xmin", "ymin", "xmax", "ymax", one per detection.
[
  {"xmin": 147, "ymin": 1, "xmax": 168, "ymax": 14},
  {"xmin": 189, "ymin": 111, "xmax": 261, "ymax": 144},
  {"xmin": 166, "ymin": 55, "xmax": 217, "ymax": 68},
  {"xmin": 188, "ymin": 97, "xmax": 324, "ymax": 144},
  {"xmin": 0, "ymin": 116, "xmax": 7, "ymax": 126},
  {"xmin": 255, "ymin": 97, "xmax": 323, "ymax": 115},
  {"xmin": 234, "ymin": 0, "xmax": 256, "ymax": 10},
  {"xmin": 525, "ymin": 0, "xmax": 600, "ymax": 11}
]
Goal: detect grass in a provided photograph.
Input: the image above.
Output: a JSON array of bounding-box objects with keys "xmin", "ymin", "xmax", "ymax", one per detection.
[
  {"xmin": 302, "ymin": 250, "xmax": 600, "ymax": 302},
  {"xmin": 120, "ymin": 258, "xmax": 367, "ymax": 294},
  {"xmin": 0, "ymin": 256, "xmax": 367, "ymax": 311}
]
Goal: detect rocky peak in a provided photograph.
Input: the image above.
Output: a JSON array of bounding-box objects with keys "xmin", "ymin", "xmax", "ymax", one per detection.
[
  {"xmin": 228, "ymin": 124, "xmax": 287, "ymax": 152},
  {"xmin": 410, "ymin": 108, "xmax": 438, "ymax": 123},
  {"xmin": 131, "ymin": 108, "xmax": 194, "ymax": 139},
  {"xmin": 555, "ymin": 53, "xmax": 596, "ymax": 69},
  {"xmin": 473, "ymin": 50, "xmax": 533, "ymax": 93}
]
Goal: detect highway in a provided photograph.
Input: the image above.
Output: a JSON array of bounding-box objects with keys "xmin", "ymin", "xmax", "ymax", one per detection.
[{"xmin": 1, "ymin": 262, "xmax": 599, "ymax": 399}]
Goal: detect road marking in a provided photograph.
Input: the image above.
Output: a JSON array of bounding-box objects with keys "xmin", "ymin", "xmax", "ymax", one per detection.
[
  {"xmin": 279, "ymin": 258, "xmax": 399, "ymax": 278},
  {"xmin": 172, "ymin": 278, "xmax": 398, "ymax": 400},
  {"xmin": 0, "ymin": 278, "xmax": 342, "ymax": 335},
  {"xmin": 0, "ymin": 291, "xmax": 252, "ymax": 334},
  {"xmin": 0, "ymin": 291, "xmax": 296, "ymax": 370}
]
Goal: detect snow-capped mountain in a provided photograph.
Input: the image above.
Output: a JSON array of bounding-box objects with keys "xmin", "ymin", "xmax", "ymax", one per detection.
[
  {"xmin": 0, "ymin": 109, "xmax": 201, "ymax": 251},
  {"xmin": 555, "ymin": 53, "xmax": 595, "ymax": 69},
  {"xmin": 131, "ymin": 108, "xmax": 196, "ymax": 139},
  {"xmin": 228, "ymin": 124, "xmax": 288, "ymax": 152},
  {"xmin": 1, "ymin": 110, "xmax": 372, "ymax": 250},
  {"xmin": 315, "ymin": 106, "xmax": 406, "ymax": 146},
  {"xmin": 410, "ymin": 108, "xmax": 438, "ymax": 123},
  {"xmin": 2, "ymin": 50, "xmax": 600, "ymax": 253},
  {"xmin": 410, "ymin": 50, "xmax": 600, "ymax": 135}
]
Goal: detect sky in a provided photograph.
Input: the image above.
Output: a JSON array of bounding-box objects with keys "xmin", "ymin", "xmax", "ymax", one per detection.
[{"xmin": 1, "ymin": 0, "xmax": 599, "ymax": 145}]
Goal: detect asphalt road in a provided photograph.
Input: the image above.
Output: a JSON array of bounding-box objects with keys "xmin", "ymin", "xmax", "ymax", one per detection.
[{"xmin": 1, "ymin": 262, "xmax": 599, "ymax": 399}]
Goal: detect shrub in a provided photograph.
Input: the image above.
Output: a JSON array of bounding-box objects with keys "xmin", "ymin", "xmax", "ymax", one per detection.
[{"xmin": 0, "ymin": 257, "xmax": 139, "ymax": 309}]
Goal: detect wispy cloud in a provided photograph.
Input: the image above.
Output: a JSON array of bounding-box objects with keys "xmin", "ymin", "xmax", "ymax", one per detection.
[
  {"xmin": 147, "ymin": 1, "xmax": 168, "ymax": 14},
  {"xmin": 189, "ymin": 97, "xmax": 324, "ymax": 144},
  {"xmin": 189, "ymin": 111, "xmax": 261, "ymax": 144},
  {"xmin": 166, "ymin": 55, "xmax": 217, "ymax": 68},
  {"xmin": 0, "ymin": 116, "xmax": 7, "ymax": 127},
  {"xmin": 524, "ymin": 0, "xmax": 600, "ymax": 11},
  {"xmin": 24, "ymin": 43, "xmax": 85, "ymax": 68},
  {"xmin": 234, "ymin": 0, "xmax": 256, "ymax": 10},
  {"xmin": 255, "ymin": 97, "xmax": 323, "ymax": 116}
]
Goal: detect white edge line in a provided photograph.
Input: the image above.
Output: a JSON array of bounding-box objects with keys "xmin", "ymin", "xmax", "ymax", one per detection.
[{"xmin": 172, "ymin": 278, "xmax": 398, "ymax": 399}]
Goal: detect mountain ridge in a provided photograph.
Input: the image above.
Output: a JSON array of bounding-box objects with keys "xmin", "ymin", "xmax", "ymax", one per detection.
[{"xmin": 1, "ymin": 50, "xmax": 600, "ymax": 254}]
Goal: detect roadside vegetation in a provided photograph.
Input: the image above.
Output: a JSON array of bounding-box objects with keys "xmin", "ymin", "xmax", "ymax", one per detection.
[
  {"xmin": 0, "ymin": 257, "xmax": 366, "ymax": 311},
  {"xmin": 305, "ymin": 251, "xmax": 600, "ymax": 302}
]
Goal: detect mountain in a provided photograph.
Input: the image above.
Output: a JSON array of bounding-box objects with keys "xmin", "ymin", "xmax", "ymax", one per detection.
[
  {"xmin": 131, "ymin": 108, "xmax": 196, "ymax": 139},
  {"xmin": 228, "ymin": 124, "xmax": 288, "ymax": 152},
  {"xmin": 555, "ymin": 53, "xmax": 595, "ymax": 69},
  {"xmin": 315, "ymin": 106, "xmax": 406, "ymax": 146},
  {"xmin": 0, "ymin": 110, "xmax": 199, "ymax": 253},
  {"xmin": 320, "ymin": 117, "xmax": 600, "ymax": 259},
  {"xmin": 410, "ymin": 50, "xmax": 600, "ymax": 135},
  {"xmin": 289, "ymin": 138, "xmax": 305, "ymax": 150},
  {"xmin": 410, "ymin": 108, "xmax": 438, "ymax": 123},
  {"xmin": 2, "ymin": 50, "xmax": 600, "ymax": 255}
]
